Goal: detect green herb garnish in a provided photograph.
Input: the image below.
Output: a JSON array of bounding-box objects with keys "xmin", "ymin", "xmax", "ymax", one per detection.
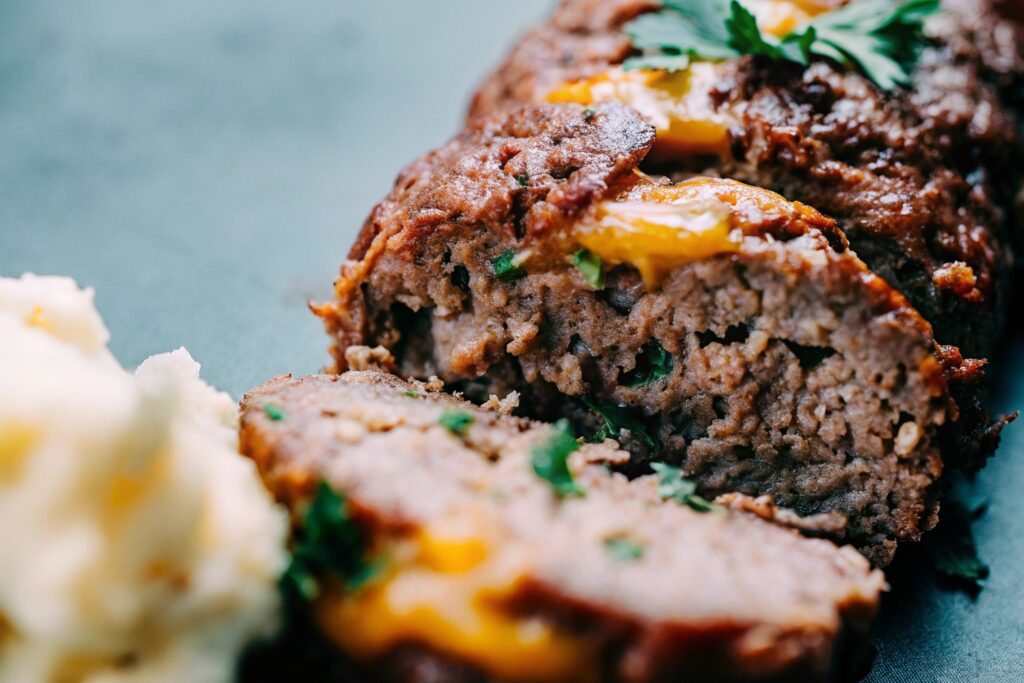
[
  {"xmin": 281, "ymin": 482, "xmax": 377, "ymax": 601},
  {"xmin": 531, "ymin": 419, "xmax": 585, "ymax": 497},
  {"xmin": 264, "ymin": 404, "xmax": 286, "ymax": 422},
  {"xmin": 930, "ymin": 500, "xmax": 990, "ymax": 594},
  {"xmin": 623, "ymin": 341, "xmax": 674, "ymax": 388},
  {"xmin": 604, "ymin": 536, "xmax": 646, "ymax": 562},
  {"xmin": 582, "ymin": 107, "xmax": 597, "ymax": 120},
  {"xmin": 624, "ymin": 0, "xmax": 939, "ymax": 90},
  {"xmin": 492, "ymin": 250, "xmax": 526, "ymax": 280},
  {"xmin": 651, "ymin": 462, "xmax": 720, "ymax": 513},
  {"xmin": 439, "ymin": 409, "xmax": 474, "ymax": 436},
  {"xmin": 515, "ymin": 175, "xmax": 529, "ymax": 187},
  {"xmin": 403, "ymin": 390, "xmax": 420, "ymax": 398},
  {"xmin": 583, "ymin": 397, "xmax": 659, "ymax": 452},
  {"xmin": 573, "ymin": 248, "xmax": 605, "ymax": 290}
]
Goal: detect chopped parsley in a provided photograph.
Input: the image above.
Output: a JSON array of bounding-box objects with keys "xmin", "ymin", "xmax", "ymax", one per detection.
[
  {"xmin": 582, "ymin": 107, "xmax": 597, "ymax": 120},
  {"xmin": 492, "ymin": 250, "xmax": 527, "ymax": 280},
  {"xmin": 622, "ymin": 341, "xmax": 674, "ymax": 388},
  {"xmin": 515, "ymin": 174, "xmax": 529, "ymax": 187},
  {"xmin": 583, "ymin": 397, "xmax": 659, "ymax": 452},
  {"xmin": 604, "ymin": 536, "xmax": 646, "ymax": 562},
  {"xmin": 281, "ymin": 482, "xmax": 378, "ymax": 601},
  {"xmin": 573, "ymin": 248, "xmax": 605, "ymax": 290},
  {"xmin": 531, "ymin": 419, "xmax": 585, "ymax": 497},
  {"xmin": 930, "ymin": 500, "xmax": 990, "ymax": 594},
  {"xmin": 439, "ymin": 409, "xmax": 474, "ymax": 436},
  {"xmin": 624, "ymin": 0, "xmax": 939, "ymax": 90},
  {"xmin": 651, "ymin": 462, "xmax": 720, "ymax": 513},
  {"xmin": 263, "ymin": 404, "xmax": 286, "ymax": 422},
  {"xmin": 403, "ymin": 389, "xmax": 420, "ymax": 398}
]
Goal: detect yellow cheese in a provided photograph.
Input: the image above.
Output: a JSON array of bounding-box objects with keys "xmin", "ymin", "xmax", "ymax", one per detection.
[
  {"xmin": 547, "ymin": 64, "xmax": 730, "ymax": 157},
  {"xmin": 576, "ymin": 179, "xmax": 752, "ymax": 288},
  {"xmin": 315, "ymin": 522, "xmax": 599, "ymax": 683}
]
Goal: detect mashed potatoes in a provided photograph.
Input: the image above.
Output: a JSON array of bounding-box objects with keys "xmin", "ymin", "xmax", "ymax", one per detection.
[{"xmin": 0, "ymin": 274, "xmax": 289, "ymax": 683}]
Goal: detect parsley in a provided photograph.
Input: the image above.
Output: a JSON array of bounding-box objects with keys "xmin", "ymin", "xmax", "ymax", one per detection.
[
  {"xmin": 622, "ymin": 341, "xmax": 674, "ymax": 388},
  {"xmin": 604, "ymin": 536, "xmax": 646, "ymax": 562},
  {"xmin": 281, "ymin": 482, "xmax": 377, "ymax": 601},
  {"xmin": 531, "ymin": 419, "xmax": 585, "ymax": 497},
  {"xmin": 573, "ymin": 248, "xmax": 605, "ymax": 290},
  {"xmin": 515, "ymin": 174, "xmax": 529, "ymax": 187},
  {"xmin": 930, "ymin": 500, "xmax": 989, "ymax": 594},
  {"xmin": 582, "ymin": 107, "xmax": 597, "ymax": 120},
  {"xmin": 651, "ymin": 462, "xmax": 720, "ymax": 513},
  {"xmin": 264, "ymin": 404, "xmax": 286, "ymax": 422},
  {"xmin": 624, "ymin": 0, "xmax": 939, "ymax": 90},
  {"xmin": 403, "ymin": 390, "xmax": 420, "ymax": 398},
  {"xmin": 439, "ymin": 409, "xmax": 474, "ymax": 436},
  {"xmin": 583, "ymin": 397, "xmax": 659, "ymax": 452},
  {"xmin": 492, "ymin": 250, "xmax": 526, "ymax": 280}
]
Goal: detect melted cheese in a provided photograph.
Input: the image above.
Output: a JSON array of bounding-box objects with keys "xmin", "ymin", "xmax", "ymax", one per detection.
[
  {"xmin": 577, "ymin": 178, "xmax": 754, "ymax": 288},
  {"xmin": 547, "ymin": 64, "xmax": 731, "ymax": 157},
  {"xmin": 315, "ymin": 522, "xmax": 599, "ymax": 682}
]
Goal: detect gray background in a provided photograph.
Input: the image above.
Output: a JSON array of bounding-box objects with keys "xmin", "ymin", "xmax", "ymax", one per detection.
[{"xmin": 0, "ymin": 1, "xmax": 1020, "ymax": 681}]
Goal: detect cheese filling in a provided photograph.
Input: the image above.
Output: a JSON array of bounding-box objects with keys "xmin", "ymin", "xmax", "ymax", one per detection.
[
  {"xmin": 575, "ymin": 178, "xmax": 756, "ymax": 288},
  {"xmin": 315, "ymin": 517, "xmax": 599, "ymax": 682},
  {"xmin": 547, "ymin": 63, "xmax": 732, "ymax": 157}
]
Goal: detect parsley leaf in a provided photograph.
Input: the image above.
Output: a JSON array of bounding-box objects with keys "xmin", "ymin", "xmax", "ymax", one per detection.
[
  {"xmin": 624, "ymin": 0, "xmax": 939, "ymax": 90},
  {"xmin": 264, "ymin": 404, "xmax": 286, "ymax": 422},
  {"xmin": 604, "ymin": 536, "xmax": 646, "ymax": 562},
  {"xmin": 492, "ymin": 250, "xmax": 526, "ymax": 280},
  {"xmin": 281, "ymin": 482, "xmax": 377, "ymax": 601},
  {"xmin": 651, "ymin": 462, "xmax": 720, "ymax": 513},
  {"xmin": 439, "ymin": 409, "xmax": 474, "ymax": 436},
  {"xmin": 930, "ymin": 500, "xmax": 990, "ymax": 594},
  {"xmin": 583, "ymin": 397, "xmax": 659, "ymax": 452},
  {"xmin": 573, "ymin": 248, "xmax": 605, "ymax": 290},
  {"xmin": 532, "ymin": 419, "xmax": 585, "ymax": 497},
  {"xmin": 622, "ymin": 341, "xmax": 674, "ymax": 388}
]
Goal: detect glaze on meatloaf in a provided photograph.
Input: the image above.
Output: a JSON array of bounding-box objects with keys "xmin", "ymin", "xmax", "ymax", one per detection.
[
  {"xmin": 316, "ymin": 102, "xmax": 958, "ymax": 564},
  {"xmin": 239, "ymin": 370, "xmax": 885, "ymax": 683}
]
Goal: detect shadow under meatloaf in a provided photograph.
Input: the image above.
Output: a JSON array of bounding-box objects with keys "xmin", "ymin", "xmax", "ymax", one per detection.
[
  {"xmin": 316, "ymin": 102, "xmax": 953, "ymax": 565},
  {"xmin": 467, "ymin": 0, "xmax": 1022, "ymax": 469},
  {"xmin": 239, "ymin": 371, "xmax": 885, "ymax": 683}
]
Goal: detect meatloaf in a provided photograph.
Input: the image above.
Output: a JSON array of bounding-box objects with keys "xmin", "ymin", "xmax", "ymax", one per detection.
[
  {"xmin": 316, "ymin": 101, "xmax": 958, "ymax": 565},
  {"xmin": 470, "ymin": 0, "xmax": 1023, "ymax": 362},
  {"xmin": 239, "ymin": 370, "xmax": 885, "ymax": 683},
  {"xmin": 470, "ymin": 0, "xmax": 1023, "ymax": 473}
]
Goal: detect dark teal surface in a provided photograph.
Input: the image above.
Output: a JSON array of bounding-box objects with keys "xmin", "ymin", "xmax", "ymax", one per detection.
[{"xmin": 1, "ymin": 2, "xmax": 1021, "ymax": 681}]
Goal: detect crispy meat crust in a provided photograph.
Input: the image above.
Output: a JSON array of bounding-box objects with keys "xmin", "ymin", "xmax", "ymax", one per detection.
[{"xmin": 239, "ymin": 371, "xmax": 885, "ymax": 683}]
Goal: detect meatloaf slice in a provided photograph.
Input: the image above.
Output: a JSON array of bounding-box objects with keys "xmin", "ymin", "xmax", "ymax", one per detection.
[
  {"xmin": 315, "ymin": 102, "xmax": 953, "ymax": 565},
  {"xmin": 468, "ymin": 0, "xmax": 1021, "ymax": 468},
  {"xmin": 239, "ymin": 371, "xmax": 885, "ymax": 683}
]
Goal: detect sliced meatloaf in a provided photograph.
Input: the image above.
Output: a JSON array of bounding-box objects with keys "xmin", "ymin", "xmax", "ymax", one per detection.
[
  {"xmin": 239, "ymin": 370, "xmax": 885, "ymax": 683},
  {"xmin": 315, "ymin": 102, "xmax": 955, "ymax": 564},
  {"xmin": 469, "ymin": 0, "xmax": 1021, "ymax": 449}
]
